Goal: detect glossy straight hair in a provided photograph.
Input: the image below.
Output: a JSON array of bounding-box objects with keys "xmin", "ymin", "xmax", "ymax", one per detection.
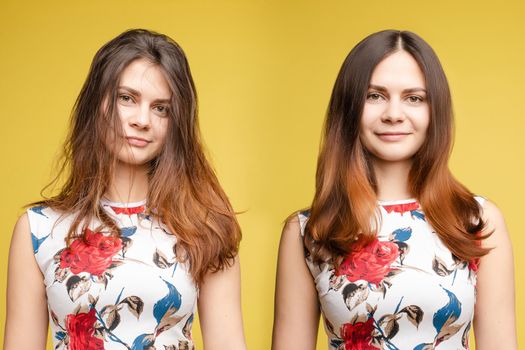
[
  {"xmin": 37, "ymin": 29, "xmax": 241, "ymax": 284},
  {"xmin": 305, "ymin": 30, "xmax": 489, "ymax": 265}
]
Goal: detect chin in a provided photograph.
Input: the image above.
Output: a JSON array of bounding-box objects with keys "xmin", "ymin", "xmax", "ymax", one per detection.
[
  {"xmin": 366, "ymin": 143, "xmax": 421, "ymax": 162},
  {"xmin": 116, "ymin": 155, "xmax": 155, "ymax": 167},
  {"xmin": 369, "ymin": 151, "xmax": 416, "ymax": 164},
  {"xmin": 381, "ymin": 157, "xmax": 413, "ymax": 163}
]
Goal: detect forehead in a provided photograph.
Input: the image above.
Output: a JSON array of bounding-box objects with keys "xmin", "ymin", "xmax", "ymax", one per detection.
[
  {"xmin": 369, "ymin": 50, "xmax": 425, "ymax": 88},
  {"xmin": 119, "ymin": 58, "xmax": 172, "ymax": 99}
]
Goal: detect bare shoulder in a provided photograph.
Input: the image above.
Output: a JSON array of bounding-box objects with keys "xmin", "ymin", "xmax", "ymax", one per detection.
[
  {"xmin": 273, "ymin": 211, "xmax": 319, "ymax": 350},
  {"xmin": 9, "ymin": 211, "xmax": 39, "ymax": 269},
  {"xmin": 479, "ymin": 199, "xmax": 511, "ymax": 247},
  {"xmin": 5, "ymin": 212, "xmax": 49, "ymax": 350},
  {"xmin": 14, "ymin": 211, "xmax": 30, "ymax": 230},
  {"xmin": 473, "ymin": 200, "xmax": 517, "ymax": 349},
  {"xmin": 481, "ymin": 200, "xmax": 505, "ymax": 227},
  {"xmin": 279, "ymin": 212, "xmax": 304, "ymax": 249},
  {"xmin": 277, "ymin": 211, "xmax": 310, "ymax": 274},
  {"xmin": 11, "ymin": 212, "xmax": 31, "ymax": 245},
  {"xmin": 283, "ymin": 212, "xmax": 301, "ymax": 234}
]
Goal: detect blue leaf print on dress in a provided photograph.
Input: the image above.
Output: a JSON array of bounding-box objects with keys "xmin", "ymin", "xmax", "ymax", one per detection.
[
  {"xmin": 31, "ymin": 232, "xmax": 50, "ymax": 254},
  {"xmin": 392, "ymin": 227, "xmax": 412, "ymax": 242},
  {"xmin": 153, "ymin": 278, "xmax": 182, "ymax": 324},
  {"xmin": 55, "ymin": 331, "xmax": 66, "ymax": 341},
  {"xmin": 130, "ymin": 333, "xmax": 155, "ymax": 350},
  {"xmin": 30, "ymin": 205, "xmax": 48, "ymax": 218},
  {"xmin": 411, "ymin": 210, "xmax": 425, "ymax": 221},
  {"xmin": 120, "ymin": 226, "xmax": 137, "ymax": 237},
  {"xmin": 330, "ymin": 339, "xmax": 344, "ymax": 349},
  {"xmin": 433, "ymin": 287, "xmax": 461, "ymax": 333}
]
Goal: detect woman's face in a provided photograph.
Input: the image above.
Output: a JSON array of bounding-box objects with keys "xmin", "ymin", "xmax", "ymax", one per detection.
[
  {"xmin": 111, "ymin": 58, "xmax": 171, "ymax": 168},
  {"xmin": 360, "ymin": 50, "xmax": 430, "ymax": 165}
]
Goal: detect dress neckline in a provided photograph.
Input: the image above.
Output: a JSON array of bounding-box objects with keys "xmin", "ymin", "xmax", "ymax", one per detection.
[
  {"xmin": 100, "ymin": 198, "xmax": 147, "ymax": 208},
  {"xmin": 100, "ymin": 198, "xmax": 147, "ymax": 215},
  {"xmin": 378, "ymin": 198, "xmax": 420, "ymax": 214},
  {"xmin": 377, "ymin": 198, "xmax": 417, "ymax": 205}
]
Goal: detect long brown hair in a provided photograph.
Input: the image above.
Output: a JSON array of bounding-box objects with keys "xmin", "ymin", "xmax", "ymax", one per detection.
[
  {"xmin": 36, "ymin": 29, "xmax": 241, "ymax": 284},
  {"xmin": 305, "ymin": 30, "xmax": 489, "ymax": 265}
]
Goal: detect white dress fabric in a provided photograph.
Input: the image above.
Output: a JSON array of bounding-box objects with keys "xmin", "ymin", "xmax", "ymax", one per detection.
[
  {"xmin": 28, "ymin": 199, "xmax": 197, "ymax": 350},
  {"xmin": 298, "ymin": 198, "xmax": 484, "ymax": 350}
]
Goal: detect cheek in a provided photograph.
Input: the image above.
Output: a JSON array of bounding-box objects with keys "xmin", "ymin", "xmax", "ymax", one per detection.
[
  {"xmin": 360, "ymin": 110, "xmax": 371, "ymax": 133},
  {"xmin": 103, "ymin": 123, "xmax": 121, "ymax": 150},
  {"xmin": 411, "ymin": 109, "xmax": 430, "ymax": 153},
  {"xmin": 117, "ymin": 104, "xmax": 134, "ymax": 123},
  {"xmin": 154, "ymin": 119, "xmax": 169, "ymax": 143},
  {"xmin": 361, "ymin": 104, "xmax": 384, "ymax": 129},
  {"xmin": 359, "ymin": 109, "xmax": 378, "ymax": 145},
  {"xmin": 414, "ymin": 107, "xmax": 430, "ymax": 132}
]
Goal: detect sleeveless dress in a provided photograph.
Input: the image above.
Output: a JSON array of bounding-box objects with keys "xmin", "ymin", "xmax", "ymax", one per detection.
[
  {"xmin": 298, "ymin": 198, "xmax": 483, "ymax": 350},
  {"xmin": 28, "ymin": 199, "xmax": 197, "ymax": 350}
]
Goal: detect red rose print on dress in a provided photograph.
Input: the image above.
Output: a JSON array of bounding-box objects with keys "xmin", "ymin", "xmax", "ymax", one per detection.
[
  {"xmin": 66, "ymin": 308, "xmax": 104, "ymax": 350},
  {"xmin": 337, "ymin": 239, "xmax": 399, "ymax": 285},
  {"xmin": 341, "ymin": 318, "xmax": 377, "ymax": 350},
  {"xmin": 60, "ymin": 229, "xmax": 122, "ymax": 276}
]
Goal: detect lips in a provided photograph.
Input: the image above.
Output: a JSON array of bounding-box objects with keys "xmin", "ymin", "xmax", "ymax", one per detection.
[
  {"xmin": 375, "ymin": 132, "xmax": 411, "ymax": 142},
  {"xmin": 126, "ymin": 136, "xmax": 150, "ymax": 147}
]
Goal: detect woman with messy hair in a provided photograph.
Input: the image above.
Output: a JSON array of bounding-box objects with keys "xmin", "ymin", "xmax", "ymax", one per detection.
[
  {"xmin": 273, "ymin": 30, "xmax": 517, "ymax": 350},
  {"xmin": 5, "ymin": 29, "xmax": 246, "ymax": 350}
]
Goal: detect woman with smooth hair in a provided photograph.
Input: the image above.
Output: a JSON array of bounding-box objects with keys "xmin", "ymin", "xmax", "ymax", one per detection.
[
  {"xmin": 272, "ymin": 30, "xmax": 516, "ymax": 349},
  {"xmin": 5, "ymin": 29, "xmax": 246, "ymax": 350}
]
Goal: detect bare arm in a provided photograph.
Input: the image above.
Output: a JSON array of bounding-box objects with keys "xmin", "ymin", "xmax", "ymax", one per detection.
[
  {"xmin": 4, "ymin": 213, "xmax": 49, "ymax": 350},
  {"xmin": 272, "ymin": 216, "xmax": 320, "ymax": 350},
  {"xmin": 197, "ymin": 255, "xmax": 246, "ymax": 350},
  {"xmin": 473, "ymin": 200, "xmax": 517, "ymax": 349}
]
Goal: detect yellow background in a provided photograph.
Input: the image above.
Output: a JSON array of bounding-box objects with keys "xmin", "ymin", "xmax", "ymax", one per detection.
[{"xmin": 0, "ymin": 0, "xmax": 523, "ymax": 349}]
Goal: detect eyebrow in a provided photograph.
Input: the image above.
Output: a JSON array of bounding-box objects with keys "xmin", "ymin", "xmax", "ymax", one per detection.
[
  {"xmin": 118, "ymin": 86, "xmax": 171, "ymax": 103},
  {"xmin": 368, "ymin": 84, "xmax": 427, "ymax": 94}
]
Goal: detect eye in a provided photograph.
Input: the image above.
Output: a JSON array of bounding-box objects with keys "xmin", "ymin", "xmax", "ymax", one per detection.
[
  {"xmin": 118, "ymin": 94, "xmax": 134, "ymax": 104},
  {"xmin": 407, "ymin": 95, "xmax": 425, "ymax": 104},
  {"xmin": 366, "ymin": 92, "xmax": 385, "ymax": 102},
  {"xmin": 153, "ymin": 105, "xmax": 169, "ymax": 116}
]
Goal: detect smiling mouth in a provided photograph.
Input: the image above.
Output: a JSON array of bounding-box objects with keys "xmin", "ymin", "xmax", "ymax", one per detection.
[{"xmin": 375, "ymin": 132, "xmax": 411, "ymax": 141}]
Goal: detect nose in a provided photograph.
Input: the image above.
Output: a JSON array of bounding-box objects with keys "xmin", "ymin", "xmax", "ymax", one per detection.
[
  {"xmin": 382, "ymin": 99, "xmax": 405, "ymax": 124},
  {"xmin": 129, "ymin": 104, "xmax": 151, "ymax": 130}
]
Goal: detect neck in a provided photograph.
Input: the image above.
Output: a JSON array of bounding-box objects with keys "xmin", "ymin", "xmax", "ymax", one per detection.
[
  {"xmin": 372, "ymin": 158, "xmax": 413, "ymax": 201},
  {"xmin": 105, "ymin": 162, "xmax": 149, "ymax": 203}
]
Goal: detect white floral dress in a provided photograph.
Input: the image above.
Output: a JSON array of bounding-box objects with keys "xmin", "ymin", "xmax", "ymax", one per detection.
[
  {"xmin": 29, "ymin": 199, "xmax": 196, "ymax": 350},
  {"xmin": 299, "ymin": 198, "xmax": 483, "ymax": 350}
]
